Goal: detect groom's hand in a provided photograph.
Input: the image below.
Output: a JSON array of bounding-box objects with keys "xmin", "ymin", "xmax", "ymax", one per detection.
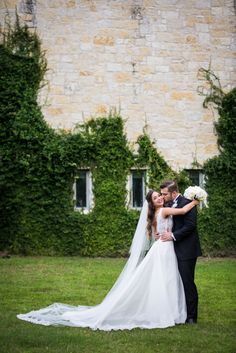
[{"xmin": 161, "ymin": 231, "xmax": 173, "ymax": 242}]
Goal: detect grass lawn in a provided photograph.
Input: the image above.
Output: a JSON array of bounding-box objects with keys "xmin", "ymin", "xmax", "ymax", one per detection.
[{"xmin": 0, "ymin": 256, "xmax": 235, "ymax": 353}]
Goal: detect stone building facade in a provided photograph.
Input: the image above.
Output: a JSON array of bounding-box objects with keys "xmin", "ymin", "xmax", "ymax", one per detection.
[{"xmin": 1, "ymin": 0, "xmax": 235, "ymax": 170}]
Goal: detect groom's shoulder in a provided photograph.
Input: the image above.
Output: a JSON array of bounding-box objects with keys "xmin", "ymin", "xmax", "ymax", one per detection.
[{"xmin": 178, "ymin": 195, "xmax": 191, "ymax": 206}]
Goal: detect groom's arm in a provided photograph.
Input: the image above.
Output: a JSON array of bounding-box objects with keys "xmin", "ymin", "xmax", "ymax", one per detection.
[
  {"xmin": 172, "ymin": 206, "xmax": 197, "ymax": 242},
  {"xmin": 161, "ymin": 200, "xmax": 197, "ymax": 242}
]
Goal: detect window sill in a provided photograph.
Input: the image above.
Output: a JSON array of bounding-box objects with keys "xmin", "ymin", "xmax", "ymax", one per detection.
[{"xmin": 74, "ymin": 207, "xmax": 91, "ymax": 214}]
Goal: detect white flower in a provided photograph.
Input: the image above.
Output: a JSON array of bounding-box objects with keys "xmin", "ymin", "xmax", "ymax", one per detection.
[{"xmin": 184, "ymin": 186, "xmax": 208, "ymax": 207}]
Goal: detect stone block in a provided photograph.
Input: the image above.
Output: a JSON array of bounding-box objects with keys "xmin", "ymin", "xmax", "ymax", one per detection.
[
  {"xmin": 107, "ymin": 63, "xmax": 122, "ymax": 72},
  {"xmin": 55, "ymin": 37, "xmax": 67, "ymax": 45},
  {"xmin": 93, "ymin": 35, "xmax": 114, "ymax": 46},
  {"xmin": 0, "ymin": 0, "xmax": 17, "ymax": 9},
  {"xmin": 20, "ymin": 14, "xmax": 33, "ymax": 22},
  {"xmin": 47, "ymin": 107, "xmax": 64, "ymax": 116},
  {"xmin": 50, "ymin": 86, "xmax": 64, "ymax": 95},
  {"xmin": 114, "ymin": 72, "xmax": 132, "ymax": 82},
  {"xmin": 171, "ymin": 92, "xmax": 194, "ymax": 101},
  {"xmin": 196, "ymin": 0, "xmax": 211, "ymax": 8},
  {"xmin": 195, "ymin": 23, "xmax": 209, "ymax": 32},
  {"xmin": 211, "ymin": 7, "xmax": 223, "ymax": 16},
  {"xmin": 204, "ymin": 144, "xmax": 218, "ymax": 153},
  {"xmin": 170, "ymin": 63, "xmax": 185, "ymax": 72},
  {"xmin": 162, "ymin": 11, "xmax": 179, "ymax": 20},
  {"xmin": 66, "ymin": 0, "xmax": 76, "ymax": 8},
  {"xmin": 156, "ymin": 66, "xmax": 169, "ymax": 73},
  {"xmin": 96, "ymin": 104, "xmax": 108, "ymax": 114},
  {"xmin": 80, "ymin": 71, "xmax": 92, "ymax": 76},
  {"xmin": 185, "ymin": 35, "xmax": 198, "ymax": 44},
  {"xmin": 80, "ymin": 43, "xmax": 93, "ymax": 51},
  {"xmin": 211, "ymin": 0, "xmax": 225, "ymax": 5}
]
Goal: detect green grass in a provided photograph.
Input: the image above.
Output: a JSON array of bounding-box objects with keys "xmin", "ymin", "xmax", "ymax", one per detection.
[{"xmin": 0, "ymin": 256, "xmax": 235, "ymax": 353}]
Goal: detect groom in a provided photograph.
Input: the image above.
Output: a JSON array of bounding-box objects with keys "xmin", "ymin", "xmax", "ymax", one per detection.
[{"xmin": 159, "ymin": 180, "xmax": 202, "ymax": 324}]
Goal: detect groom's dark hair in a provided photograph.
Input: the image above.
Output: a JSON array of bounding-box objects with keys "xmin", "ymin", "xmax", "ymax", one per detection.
[{"xmin": 160, "ymin": 180, "xmax": 179, "ymax": 193}]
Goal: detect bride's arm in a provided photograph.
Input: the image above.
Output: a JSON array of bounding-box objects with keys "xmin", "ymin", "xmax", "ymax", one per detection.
[{"xmin": 162, "ymin": 200, "xmax": 199, "ymax": 217}]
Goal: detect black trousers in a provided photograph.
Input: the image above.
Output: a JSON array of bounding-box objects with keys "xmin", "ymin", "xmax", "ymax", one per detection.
[{"xmin": 177, "ymin": 258, "xmax": 198, "ymax": 321}]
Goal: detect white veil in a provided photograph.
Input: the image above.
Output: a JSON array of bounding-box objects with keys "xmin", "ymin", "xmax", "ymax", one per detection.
[
  {"xmin": 17, "ymin": 201, "xmax": 151, "ymax": 327},
  {"xmin": 102, "ymin": 200, "xmax": 150, "ymax": 301}
]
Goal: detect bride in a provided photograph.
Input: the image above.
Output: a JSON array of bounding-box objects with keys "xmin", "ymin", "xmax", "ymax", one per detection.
[{"xmin": 17, "ymin": 190, "xmax": 198, "ymax": 330}]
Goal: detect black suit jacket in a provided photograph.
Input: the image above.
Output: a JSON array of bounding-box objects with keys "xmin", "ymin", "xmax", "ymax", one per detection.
[{"xmin": 172, "ymin": 195, "xmax": 202, "ymax": 260}]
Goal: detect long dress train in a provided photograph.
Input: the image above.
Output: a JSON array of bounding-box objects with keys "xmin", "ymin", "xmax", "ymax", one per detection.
[{"xmin": 17, "ymin": 208, "xmax": 186, "ymax": 330}]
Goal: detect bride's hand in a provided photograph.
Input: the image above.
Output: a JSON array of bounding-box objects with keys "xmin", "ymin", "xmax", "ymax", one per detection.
[
  {"xmin": 154, "ymin": 232, "xmax": 161, "ymax": 241},
  {"xmin": 161, "ymin": 230, "xmax": 173, "ymax": 242}
]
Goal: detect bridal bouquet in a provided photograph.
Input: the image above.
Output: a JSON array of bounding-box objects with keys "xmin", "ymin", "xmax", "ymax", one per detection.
[{"xmin": 184, "ymin": 186, "xmax": 208, "ymax": 207}]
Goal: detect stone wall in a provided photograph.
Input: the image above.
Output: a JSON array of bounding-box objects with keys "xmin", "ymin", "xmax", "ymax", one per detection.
[{"xmin": 1, "ymin": 0, "xmax": 235, "ymax": 169}]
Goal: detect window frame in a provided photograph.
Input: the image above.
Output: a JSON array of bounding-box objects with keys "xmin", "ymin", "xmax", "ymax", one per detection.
[
  {"xmin": 128, "ymin": 168, "xmax": 147, "ymax": 210},
  {"xmin": 73, "ymin": 169, "xmax": 93, "ymax": 213},
  {"xmin": 185, "ymin": 169, "xmax": 205, "ymax": 188}
]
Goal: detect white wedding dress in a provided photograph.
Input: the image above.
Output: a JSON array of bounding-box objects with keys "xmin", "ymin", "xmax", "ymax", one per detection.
[{"xmin": 17, "ymin": 206, "xmax": 186, "ymax": 330}]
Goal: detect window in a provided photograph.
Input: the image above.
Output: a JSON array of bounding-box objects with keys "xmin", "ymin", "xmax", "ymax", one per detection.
[
  {"xmin": 25, "ymin": 0, "xmax": 35, "ymax": 14},
  {"xmin": 74, "ymin": 170, "xmax": 93, "ymax": 212},
  {"xmin": 20, "ymin": 0, "xmax": 37, "ymax": 27},
  {"xmin": 130, "ymin": 170, "xmax": 146, "ymax": 208},
  {"xmin": 186, "ymin": 169, "xmax": 205, "ymax": 188}
]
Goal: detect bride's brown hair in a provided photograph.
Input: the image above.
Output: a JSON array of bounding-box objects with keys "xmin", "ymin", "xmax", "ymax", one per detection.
[{"xmin": 146, "ymin": 190, "xmax": 157, "ymax": 238}]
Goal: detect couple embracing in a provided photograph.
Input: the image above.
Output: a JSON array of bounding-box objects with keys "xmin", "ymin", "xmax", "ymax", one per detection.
[
  {"xmin": 18, "ymin": 180, "xmax": 202, "ymax": 330},
  {"xmin": 150, "ymin": 180, "xmax": 202, "ymax": 325}
]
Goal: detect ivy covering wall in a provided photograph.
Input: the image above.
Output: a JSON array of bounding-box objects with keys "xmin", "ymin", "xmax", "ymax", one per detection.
[
  {"xmin": 0, "ymin": 19, "xmax": 186, "ymax": 256},
  {"xmin": 197, "ymin": 68, "xmax": 236, "ymax": 256},
  {"xmin": 0, "ymin": 20, "xmax": 235, "ymax": 256}
]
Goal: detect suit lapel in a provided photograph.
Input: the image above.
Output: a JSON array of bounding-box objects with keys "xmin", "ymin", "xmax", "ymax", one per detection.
[{"xmin": 174, "ymin": 194, "xmax": 182, "ymax": 208}]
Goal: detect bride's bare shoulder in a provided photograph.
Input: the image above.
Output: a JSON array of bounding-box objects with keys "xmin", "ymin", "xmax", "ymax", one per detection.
[
  {"xmin": 158, "ymin": 207, "xmax": 166, "ymax": 217},
  {"xmin": 159, "ymin": 207, "xmax": 170, "ymax": 218}
]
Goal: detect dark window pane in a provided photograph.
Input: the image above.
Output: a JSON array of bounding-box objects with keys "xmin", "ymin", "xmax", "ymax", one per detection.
[
  {"xmin": 76, "ymin": 171, "xmax": 87, "ymax": 207},
  {"xmin": 187, "ymin": 170, "xmax": 200, "ymax": 186},
  {"xmin": 25, "ymin": 0, "xmax": 34, "ymax": 14},
  {"xmin": 132, "ymin": 171, "xmax": 144, "ymax": 207}
]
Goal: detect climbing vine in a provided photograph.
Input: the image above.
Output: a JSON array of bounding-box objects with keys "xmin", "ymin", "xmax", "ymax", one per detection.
[
  {"xmin": 135, "ymin": 134, "xmax": 189, "ymax": 192},
  {"xmin": 0, "ymin": 17, "xmax": 182, "ymax": 256},
  {"xmin": 197, "ymin": 67, "xmax": 236, "ymax": 255},
  {"xmin": 1, "ymin": 19, "xmax": 234, "ymax": 256}
]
